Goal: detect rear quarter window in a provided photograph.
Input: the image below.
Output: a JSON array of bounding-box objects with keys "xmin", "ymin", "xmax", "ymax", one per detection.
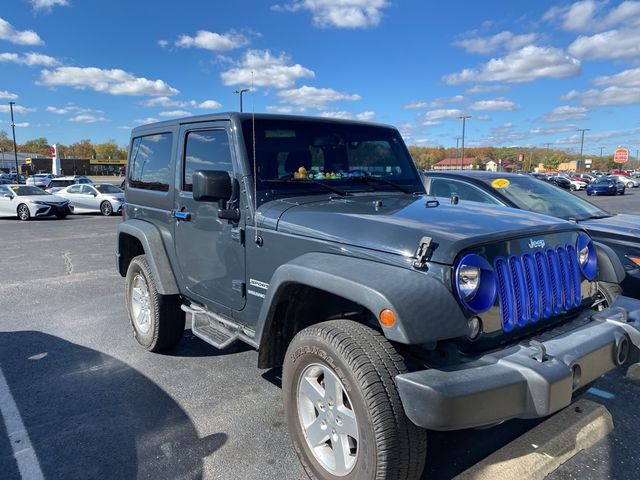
[{"xmin": 128, "ymin": 133, "xmax": 173, "ymax": 192}]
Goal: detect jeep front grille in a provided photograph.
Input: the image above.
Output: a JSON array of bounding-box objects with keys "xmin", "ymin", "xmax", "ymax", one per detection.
[{"xmin": 494, "ymin": 246, "xmax": 582, "ymax": 332}]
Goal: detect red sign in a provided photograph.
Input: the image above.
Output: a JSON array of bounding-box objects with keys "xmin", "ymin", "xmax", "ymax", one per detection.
[
  {"xmin": 614, "ymin": 148, "xmax": 628, "ymax": 164},
  {"xmin": 50, "ymin": 145, "xmax": 57, "ymax": 157},
  {"xmin": 518, "ymin": 153, "xmax": 525, "ymax": 162}
]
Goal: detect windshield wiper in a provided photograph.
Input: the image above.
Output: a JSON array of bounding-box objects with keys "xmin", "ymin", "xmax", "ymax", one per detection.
[
  {"xmin": 350, "ymin": 176, "xmax": 413, "ymax": 194},
  {"xmin": 261, "ymin": 179, "xmax": 350, "ymax": 196}
]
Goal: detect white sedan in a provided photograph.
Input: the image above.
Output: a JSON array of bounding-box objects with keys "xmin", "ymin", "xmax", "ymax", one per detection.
[
  {"xmin": 0, "ymin": 184, "xmax": 73, "ymax": 220},
  {"xmin": 56, "ymin": 183, "xmax": 124, "ymax": 216}
]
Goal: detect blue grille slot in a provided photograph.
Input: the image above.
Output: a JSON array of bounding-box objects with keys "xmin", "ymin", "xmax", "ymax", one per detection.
[
  {"xmin": 535, "ymin": 251, "xmax": 552, "ymax": 319},
  {"xmin": 495, "ymin": 258, "xmax": 515, "ymax": 332},
  {"xmin": 522, "ymin": 254, "xmax": 540, "ymax": 323},
  {"xmin": 508, "ymin": 256, "xmax": 528, "ymax": 327},
  {"xmin": 556, "ymin": 247, "xmax": 573, "ymax": 311},
  {"xmin": 546, "ymin": 249, "xmax": 563, "ymax": 314},
  {"xmin": 566, "ymin": 245, "xmax": 582, "ymax": 307}
]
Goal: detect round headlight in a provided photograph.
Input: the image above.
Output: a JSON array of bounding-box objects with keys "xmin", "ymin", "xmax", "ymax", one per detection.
[
  {"xmin": 455, "ymin": 254, "xmax": 497, "ymax": 313},
  {"xmin": 576, "ymin": 233, "xmax": 597, "ymax": 280}
]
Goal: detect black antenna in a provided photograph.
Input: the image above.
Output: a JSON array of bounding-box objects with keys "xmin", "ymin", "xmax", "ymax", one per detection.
[{"xmin": 251, "ymin": 72, "xmax": 262, "ymax": 246}]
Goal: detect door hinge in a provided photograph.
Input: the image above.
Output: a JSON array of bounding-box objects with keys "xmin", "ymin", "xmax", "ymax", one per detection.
[
  {"xmin": 232, "ymin": 280, "xmax": 245, "ymax": 296},
  {"xmin": 413, "ymin": 236, "xmax": 433, "ymax": 269},
  {"xmin": 231, "ymin": 227, "xmax": 244, "ymax": 244}
]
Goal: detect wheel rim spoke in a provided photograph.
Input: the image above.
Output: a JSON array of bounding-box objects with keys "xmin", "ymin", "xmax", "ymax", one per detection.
[
  {"xmin": 299, "ymin": 376, "xmax": 325, "ymax": 405},
  {"xmin": 332, "ymin": 433, "xmax": 349, "ymax": 474},
  {"xmin": 336, "ymin": 406, "xmax": 358, "ymax": 440},
  {"xmin": 305, "ymin": 416, "xmax": 330, "ymax": 447}
]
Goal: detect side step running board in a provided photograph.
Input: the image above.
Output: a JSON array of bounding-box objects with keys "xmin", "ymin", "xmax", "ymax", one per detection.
[{"xmin": 181, "ymin": 303, "xmax": 257, "ymax": 350}]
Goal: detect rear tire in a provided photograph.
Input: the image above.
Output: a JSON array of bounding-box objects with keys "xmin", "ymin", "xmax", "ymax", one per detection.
[
  {"xmin": 125, "ymin": 254, "xmax": 184, "ymax": 351},
  {"xmin": 17, "ymin": 204, "xmax": 30, "ymax": 221},
  {"xmin": 283, "ymin": 320, "xmax": 427, "ymax": 480}
]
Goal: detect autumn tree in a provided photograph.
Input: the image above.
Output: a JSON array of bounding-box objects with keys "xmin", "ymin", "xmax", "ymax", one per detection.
[
  {"xmin": 95, "ymin": 140, "xmax": 122, "ymax": 160},
  {"xmin": 67, "ymin": 139, "xmax": 95, "ymax": 159},
  {"xmin": 21, "ymin": 137, "xmax": 50, "ymax": 156},
  {"xmin": 0, "ymin": 130, "xmax": 14, "ymax": 152}
]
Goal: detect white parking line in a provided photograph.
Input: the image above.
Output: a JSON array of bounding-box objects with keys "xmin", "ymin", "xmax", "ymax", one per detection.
[{"xmin": 0, "ymin": 366, "xmax": 45, "ymax": 480}]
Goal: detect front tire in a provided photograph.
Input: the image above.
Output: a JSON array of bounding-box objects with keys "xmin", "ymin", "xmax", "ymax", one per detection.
[
  {"xmin": 17, "ymin": 204, "xmax": 30, "ymax": 221},
  {"xmin": 125, "ymin": 254, "xmax": 185, "ymax": 351},
  {"xmin": 100, "ymin": 201, "xmax": 113, "ymax": 216},
  {"xmin": 283, "ymin": 321, "xmax": 427, "ymax": 480},
  {"xmin": 596, "ymin": 282, "xmax": 623, "ymax": 310}
]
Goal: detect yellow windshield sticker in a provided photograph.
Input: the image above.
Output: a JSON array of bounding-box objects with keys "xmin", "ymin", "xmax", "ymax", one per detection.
[
  {"xmin": 10, "ymin": 186, "xmax": 18, "ymax": 190},
  {"xmin": 94, "ymin": 184, "xmax": 101, "ymax": 188},
  {"xmin": 491, "ymin": 178, "xmax": 510, "ymax": 189}
]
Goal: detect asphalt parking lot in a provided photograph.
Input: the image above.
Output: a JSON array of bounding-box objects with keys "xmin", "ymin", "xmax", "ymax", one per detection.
[{"xmin": 0, "ymin": 190, "xmax": 639, "ymax": 480}]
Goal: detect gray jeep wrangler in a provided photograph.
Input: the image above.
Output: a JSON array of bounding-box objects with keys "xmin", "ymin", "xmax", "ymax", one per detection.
[{"xmin": 117, "ymin": 113, "xmax": 640, "ymax": 480}]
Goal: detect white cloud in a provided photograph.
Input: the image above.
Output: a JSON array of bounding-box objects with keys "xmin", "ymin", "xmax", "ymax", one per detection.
[
  {"xmin": 404, "ymin": 95, "xmax": 464, "ymax": 109},
  {"xmin": 31, "ymin": 0, "xmax": 69, "ymax": 11},
  {"xmin": 265, "ymin": 105, "xmax": 296, "ymax": 114},
  {"xmin": 158, "ymin": 110, "xmax": 191, "ymax": 117},
  {"xmin": 39, "ymin": 67, "xmax": 179, "ymax": 96},
  {"xmin": 272, "ymin": 0, "xmax": 390, "ymax": 28},
  {"xmin": 157, "ymin": 40, "xmax": 168, "ymax": 48},
  {"xmin": 543, "ymin": 0, "xmax": 640, "ymax": 31},
  {"xmin": 46, "ymin": 104, "xmax": 105, "ymax": 116},
  {"xmin": 468, "ymin": 97, "xmax": 519, "ymax": 111},
  {"xmin": 454, "ymin": 31, "xmax": 538, "ymax": 54},
  {"xmin": 175, "ymin": 30, "xmax": 248, "ymax": 51},
  {"xmin": 595, "ymin": 68, "xmax": 640, "ymax": 88},
  {"xmin": 563, "ymin": 86, "xmax": 640, "ymax": 107},
  {"xmin": 134, "ymin": 117, "xmax": 159, "ymax": 125},
  {"xmin": 0, "ymin": 90, "xmax": 18, "ymax": 100},
  {"xmin": 276, "ymin": 85, "xmax": 361, "ymax": 110},
  {"xmin": 316, "ymin": 110, "xmax": 375, "ymax": 121},
  {"xmin": 144, "ymin": 96, "xmax": 221, "ymax": 109},
  {"xmin": 0, "ymin": 18, "xmax": 44, "ymax": 46},
  {"xmin": 0, "ymin": 52, "xmax": 60, "ymax": 67},
  {"xmin": 569, "ymin": 28, "xmax": 640, "ymax": 60},
  {"xmin": 424, "ymin": 109, "xmax": 464, "ymax": 122},
  {"xmin": 465, "ymin": 84, "xmax": 505, "ymax": 94},
  {"xmin": 530, "ymin": 125, "xmax": 578, "ymax": 135},
  {"xmin": 47, "ymin": 106, "xmax": 69, "ymax": 114},
  {"xmin": 69, "ymin": 114, "xmax": 108, "ymax": 123},
  {"xmin": 0, "ymin": 104, "xmax": 34, "ymax": 115},
  {"xmin": 443, "ymin": 46, "xmax": 580, "ymax": 84},
  {"xmin": 220, "ymin": 50, "xmax": 314, "ymax": 88},
  {"xmin": 14, "ymin": 122, "xmax": 29, "ymax": 128},
  {"xmin": 542, "ymin": 105, "xmax": 589, "ymax": 122}
]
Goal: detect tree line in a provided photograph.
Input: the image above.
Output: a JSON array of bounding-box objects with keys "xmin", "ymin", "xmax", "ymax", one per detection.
[{"xmin": 0, "ymin": 131, "xmax": 128, "ymax": 160}]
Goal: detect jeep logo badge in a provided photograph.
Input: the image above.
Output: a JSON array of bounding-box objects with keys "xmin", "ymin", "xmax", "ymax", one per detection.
[{"xmin": 528, "ymin": 239, "xmax": 546, "ymax": 249}]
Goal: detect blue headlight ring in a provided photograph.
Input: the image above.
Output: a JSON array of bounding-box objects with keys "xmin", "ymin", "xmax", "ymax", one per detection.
[
  {"xmin": 455, "ymin": 253, "xmax": 497, "ymax": 313},
  {"xmin": 576, "ymin": 233, "xmax": 597, "ymax": 280}
]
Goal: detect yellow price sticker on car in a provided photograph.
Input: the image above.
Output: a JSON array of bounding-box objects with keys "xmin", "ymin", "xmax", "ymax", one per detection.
[
  {"xmin": 491, "ymin": 178, "xmax": 510, "ymax": 189},
  {"xmin": 10, "ymin": 186, "xmax": 18, "ymax": 190}
]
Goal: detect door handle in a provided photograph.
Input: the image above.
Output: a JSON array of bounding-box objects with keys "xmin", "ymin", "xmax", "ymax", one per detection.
[{"xmin": 171, "ymin": 210, "xmax": 191, "ymax": 221}]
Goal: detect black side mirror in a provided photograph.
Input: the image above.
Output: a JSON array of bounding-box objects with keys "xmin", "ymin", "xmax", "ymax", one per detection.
[
  {"xmin": 3, "ymin": 194, "xmax": 13, "ymax": 199},
  {"xmin": 193, "ymin": 170, "xmax": 232, "ymax": 202}
]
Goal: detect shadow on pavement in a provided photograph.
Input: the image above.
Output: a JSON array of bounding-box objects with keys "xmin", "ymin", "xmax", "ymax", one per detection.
[{"xmin": 0, "ymin": 331, "xmax": 226, "ymax": 480}]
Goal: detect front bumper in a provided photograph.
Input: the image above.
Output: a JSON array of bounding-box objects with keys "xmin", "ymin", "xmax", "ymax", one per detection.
[
  {"xmin": 396, "ymin": 296, "xmax": 640, "ymax": 431},
  {"xmin": 34, "ymin": 203, "xmax": 73, "ymax": 217}
]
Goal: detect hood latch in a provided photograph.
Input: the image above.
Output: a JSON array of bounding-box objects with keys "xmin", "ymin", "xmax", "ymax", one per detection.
[{"xmin": 413, "ymin": 236, "xmax": 433, "ymax": 269}]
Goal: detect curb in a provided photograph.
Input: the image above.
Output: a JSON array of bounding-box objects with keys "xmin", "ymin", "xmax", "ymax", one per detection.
[{"xmin": 454, "ymin": 399, "xmax": 613, "ymax": 480}]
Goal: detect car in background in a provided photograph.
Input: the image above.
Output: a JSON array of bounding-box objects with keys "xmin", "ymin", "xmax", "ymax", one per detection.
[
  {"xmin": 0, "ymin": 178, "xmax": 17, "ymax": 185},
  {"xmin": 423, "ymin": 170, "xmax": 640, "ymax": 300},
  {"xmin": 575, "ymin": 173, "xmax": 596, "ymax": 183},
  {"xmin": 26, "ymin": 173, "xmax": 56, "ymax": 188},
  {"xmin": 548, "ymin": 175, "xmax": 586, "ymax": 190},
  {"xmin": 45, "ymin": 176, "xmax": 94, "ymax": 193},
  {"xmin": 607, "ymin": 175, "xmax": 639, "ymax": 188},
  {"xmin": 586, "ymin": 177, "xmax": 626, "ymax": 196},
  {"xmin": 55, "ymin": 183, "xmax": 124, "ymax": 216},
  {"xmin": 0, "ymin": 173, "xmax": 26, "ymax": 183},
  {"xmin": 0, "ymin": 184, "xmax": 73, "ymax": 220}
]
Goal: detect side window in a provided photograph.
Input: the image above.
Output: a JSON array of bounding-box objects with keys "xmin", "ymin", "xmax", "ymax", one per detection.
[
  {"xmin": 66, "ymin": 185, "xmax": 82, "ymax": 194},
  {"xmin": 183, "ymin": 129, "xmax": 233, "ymax": 192},
  {"xmin": 81, "ymin": 185, "xmax": 95, "ymax": 194},
  {"xmin": 129, "ymin": 133, "xmax": 173, "ymax": 192},
  {"xmin": 430, "ymin": 178, "xmax": 500, "ymax": 204}
]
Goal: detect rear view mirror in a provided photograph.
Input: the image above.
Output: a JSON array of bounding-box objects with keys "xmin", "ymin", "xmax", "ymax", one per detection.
[{"xmin": 193, "ymin": 170, "xmax": 232, "ymax": 202}]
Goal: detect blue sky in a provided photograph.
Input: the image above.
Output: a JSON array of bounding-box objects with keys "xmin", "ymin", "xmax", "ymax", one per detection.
[{"xmin": 1, "ymin": 0, "xmax": 640, "ymax": 157}]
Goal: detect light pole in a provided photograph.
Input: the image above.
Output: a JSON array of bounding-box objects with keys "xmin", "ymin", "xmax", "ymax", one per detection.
[
  {"xmin": 577, "ymin": 128, "xmax": 590, "ymax": 172},
  {"xmin": 455, "ymin": 137, "xmax": 461, "ymax": 168},
  {"xmin": 9, "ymin": 102, "xmax": 20, "ymax": 182},
  {"xmin": 233, "ymin": 88, "xmax": 249, "ymax": 112},
  {"xmin": 458, "ymin": 115, "xmax": 471, "ymax": 170}
]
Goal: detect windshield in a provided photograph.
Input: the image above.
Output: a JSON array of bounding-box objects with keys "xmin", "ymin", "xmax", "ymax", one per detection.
[
  {"xmin": 242, "ymin": 119, "xmax": 424, "ymax": 205},
  {"xmin": 9, "ymin": 185, "xmax": 50, "ymax": 196},
  {"xmin": 595, "ymin": 178, "xmax": 616, "ymax": 184},
  {"xmin": 95, "ymin": 184, "xmax": 123, "ymax": 194},
  {"xmin": 479, "ymin": 175, "xmax": 609, "ymax": 220}
]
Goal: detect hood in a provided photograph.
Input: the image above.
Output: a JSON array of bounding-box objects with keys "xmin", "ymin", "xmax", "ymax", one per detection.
[
  {"xmin": 44, "ymin": 194, "xmax": 68, "ymax": 203},
  {"xmin": 579, "ymin": 213, "xmax": 640, "ymax": 240},
  {"xmin": 260, "ymin": 194, "xmax": 577, "ymax": 264}
]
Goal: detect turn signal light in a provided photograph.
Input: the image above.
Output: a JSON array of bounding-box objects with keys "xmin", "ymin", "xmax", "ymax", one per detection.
[
  {"xmin": 627, "ymin": 256, "xmax": 640, "ymax": 267},
  {"xmin": 379, "ymin": 309, "xmax": 396, "ymax": 327}
]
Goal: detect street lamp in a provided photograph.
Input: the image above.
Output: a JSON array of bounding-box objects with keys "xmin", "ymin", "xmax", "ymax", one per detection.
[
  {"xmin": 233, "ymin": 88, "xmax": 249, "ymax": 112},
  {"xmin": 455, "ymin": 137, "xmax": 461, "ymax": 168},
  {"xmin": 458, "ymin": 115, "xmax": 471, "ymax": 170},
  {"xmin": 9, "ymin": 102, "xmax": 20, "ymax": 182},
  {"xmin": 577, "ymin": 128, "xmax": 590, "ymax": 172}
]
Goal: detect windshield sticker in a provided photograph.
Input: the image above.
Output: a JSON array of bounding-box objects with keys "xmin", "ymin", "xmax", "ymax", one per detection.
[
  {"xmin": 265, "ymin": 130, "xmax": 296, "ymax": 138},
  {"xmin": 10, "ymin": 186, "xmax": 18, "ymax": 190},
  {"xmin": 491, "ymin": 178, "xmax": 510, "ymax": 189}
]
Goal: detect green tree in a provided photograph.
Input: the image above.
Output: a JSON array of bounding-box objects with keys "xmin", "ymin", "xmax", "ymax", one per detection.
[
  {"xmin": 67, "ymin": 139, "xmax": 95, "ymax": 159},
  {"xmin": 21, "ymin": 137, "xmax": 50, "ymax": 156},
  {"xmin": 543, "ymin": 152, "xmax": 564, "ymax": 171},
  {"xmin": 95, "ymin": 140, "xmax": 121, "ymax": 160},
  {"xmin": 0, "ymin": 130, "xmax": 14, "ymax": 152}
]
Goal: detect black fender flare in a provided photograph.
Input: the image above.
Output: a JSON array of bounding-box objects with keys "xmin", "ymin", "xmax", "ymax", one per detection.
[
  {"xmin": 255, "ymin": 252, "xmax": 469, "ymax": 347},
  {"xmin": 594, "ymin": 241, "xmax": 626, "ymax": 285},
  {"xmin": 117, "ymin": 220, "xmax": 179, "ymax": 295}
]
